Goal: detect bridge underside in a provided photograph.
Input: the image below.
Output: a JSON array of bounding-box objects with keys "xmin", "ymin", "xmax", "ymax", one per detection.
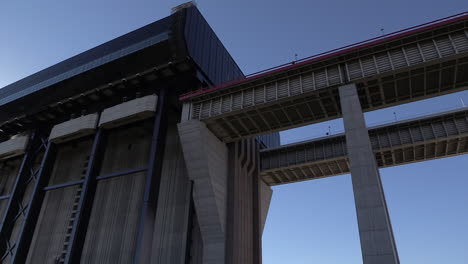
[
  {"xmin": 260, "ymin": 109, "xmax": 468, "ymax": 185},
  {"xmin": 183, "ymin": 22, "xmax": 468, "ymax": 142},
  {"xmin": 202, "ymin": 55, "xmax": 468, "ymax": 142}
]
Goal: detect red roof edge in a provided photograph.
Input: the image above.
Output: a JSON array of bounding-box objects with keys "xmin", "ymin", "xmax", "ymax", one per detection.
[{"xmin": 180, "ymin": 11, "xmax": 468, "ymax": 101}]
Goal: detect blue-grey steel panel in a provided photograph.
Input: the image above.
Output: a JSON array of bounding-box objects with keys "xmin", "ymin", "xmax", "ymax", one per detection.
[
  {"xmin": 184, "ymin": 6, "xmax": 244, "ymax": 85},
  {"xmin": 0, "ymin": 16, "xmax": 172, "ymax": 105}
]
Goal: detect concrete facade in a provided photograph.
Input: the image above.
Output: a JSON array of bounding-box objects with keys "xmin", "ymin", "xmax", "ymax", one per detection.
[
  {"xmin": 99, "ymin": 95, "xmax": 157, "ymax": 129},
  {"xmin": 178, "ymin": 120, "xmax": 229, "ymax": 264},
  {"xmin": 339, "ymin": 84, "xmax": 400, "ymax": 264},
  {"xmin": 259, "ymin": 180, "xmax": 272, "ymax": 234},
  {"xmin": 226, "ymin": 139, "xmax": 263, "ymax": 264},
  {"xmin": 151, "ymin": 116, "xmax": 192, "ymax": 264},
  {"xmin": 0, "ymin": 134, "xmax": 29, "ymax": 160},
  {"xmin": 49, "ymin": 113, "xmax": 99, "ymax": 143},
  {"xmin": 1, "ymin": 5, "xmax": 466, "ymax": 263},
  {"xmin": 178, "ymin": 120, "xmax": 268, "ymax": 264}
]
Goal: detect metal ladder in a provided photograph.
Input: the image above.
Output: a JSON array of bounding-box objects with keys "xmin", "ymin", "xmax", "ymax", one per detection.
[{"xmin": 55, "ymin": 155, "xmax": 89, "ymax": 264}]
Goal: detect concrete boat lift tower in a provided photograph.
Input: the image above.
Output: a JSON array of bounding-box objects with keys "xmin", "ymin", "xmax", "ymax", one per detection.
[{"xmin": 0, "ymin": 1, "xmax": 467, "ymax": 263}]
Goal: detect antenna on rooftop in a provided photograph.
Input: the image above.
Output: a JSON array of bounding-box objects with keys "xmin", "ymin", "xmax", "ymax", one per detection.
[{"xmin": 380, "ymin": 28, "xmax": 385, "ymax": 35}]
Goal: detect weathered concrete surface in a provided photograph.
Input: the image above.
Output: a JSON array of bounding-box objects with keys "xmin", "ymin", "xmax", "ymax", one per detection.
[
  {"xmin": 81, "ymin": 123, "xmax": 152, "ymax": 263},
  {"xmin": 226, "ymin": 139, "xmax": 262, "ymax": 264},
  {"xmin": 99, "ymin": 95, "xmax": 157, "ymax": 128},
  {"xmin": 0, "ymin": 134, "xmax": 29, "ymax": 160},
  {"xmin": 49, "ymin": 113, "xmax": 98, "ymax": 143},
  {"xmin": 151, "ymin": 117, "xmax": 192, "ymax": 264},
  {"xmin": 259, "ymin": 180, "xmax": 272, "ymax": 234},
  {"xmin": 178, "ymin": 120, "xmax": 228, "ymax": 264},
  {"xmin": 339, "ymin": 84, "xmax": 399, "ymax": 264}
]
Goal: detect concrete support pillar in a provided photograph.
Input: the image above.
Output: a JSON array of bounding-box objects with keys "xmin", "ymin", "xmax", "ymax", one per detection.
[
  {"xmin": 226, "ymin": 139, "xmax": 263, "ymax": 264},
  {"xmin": 339, "ymin": 84, "xmax": 399, "ymax": 264},
  {"xmin": 178, "ymin": 120, "xmax": 228, "ymax": 264}
]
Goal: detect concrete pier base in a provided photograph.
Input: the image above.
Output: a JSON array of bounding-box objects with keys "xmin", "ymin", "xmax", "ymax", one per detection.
[
  {"xmin": 339, "ymin": 84, "xmax": 399, "ymax": 264},
  {"xmin": 178, "ymin": 120, "xmax": 228, "ymax": 264}
]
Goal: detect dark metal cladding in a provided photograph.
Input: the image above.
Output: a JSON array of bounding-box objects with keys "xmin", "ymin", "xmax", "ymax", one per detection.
[
  {"xmin": 181, "ymin": 6, "xmax": 280, "ymax": 147},
  {"xmin": 0, "ymin": 17, "xmax": 171, "ymax": 101},
  {"xmin": 0, "ymin": 4, "xmax": 245, "ymax": 123},
  {"xmin": 257, "ymin": 133, "xmax": 281, "ymax": 148},
  {"xmin": 0, "ymin": 16, "xmax": 176, "ymax": 124},
  {"xmin": 183, "ymin": 6, "xmax": 244, "ymax": 86}
]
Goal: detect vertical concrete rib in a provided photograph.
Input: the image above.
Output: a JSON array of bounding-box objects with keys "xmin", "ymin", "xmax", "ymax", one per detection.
[
  {"xmin": 339, "ymin": 84, "xmax": 399, "ymax": 264},
  {"xmin": 150, "ymin": 116, "xmax": 192, "ymax": 264},
  {"xmin": 178, "ymin": 120, "xmax": 228, "ymax": 264}
]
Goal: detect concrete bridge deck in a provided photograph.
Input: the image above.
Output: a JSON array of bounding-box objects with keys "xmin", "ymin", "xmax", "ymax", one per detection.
[
  {"xmin": 180, "ymin": 13, "xmax": 468, "ymax": 142},
  {"xmin": 260, "ymin": 107, "xmax": 468, "ymax": 185}
]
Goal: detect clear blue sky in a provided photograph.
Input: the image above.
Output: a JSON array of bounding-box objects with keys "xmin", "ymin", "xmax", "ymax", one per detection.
[{"xmin": 1, "ymin": 1, "xmax": 467, "ymax": 263}]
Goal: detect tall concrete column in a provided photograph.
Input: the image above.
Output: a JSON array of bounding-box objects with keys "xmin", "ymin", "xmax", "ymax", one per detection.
[
  {"xmin": 339, "ymin": 84, "xmax": 399, "ymax": 264},
  {"xmin": 178, "ymin": 120, "xmax": 228, "ymax": 264},
  {"xmin": 226, "ymin": 139, "xmax": 265, "ymax": 264}
]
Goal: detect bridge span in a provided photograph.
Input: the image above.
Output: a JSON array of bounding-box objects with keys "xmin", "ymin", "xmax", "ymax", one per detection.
[
  {"xmin": 181, "ymin": 12, "xmax": 468, "ymax": 142},
  {"xmin": 0, "ymin": 3, "xmax": 466, "ymax": 263},
  {"xmin": 178, "ymin": 11, "xmax": 468, "ymax": 264},
  {"xmin": 260, "ymin": 107, "xmax": 468, "ymax": 185}
]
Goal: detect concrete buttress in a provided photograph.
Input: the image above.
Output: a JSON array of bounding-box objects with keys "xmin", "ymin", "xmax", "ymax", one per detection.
[{"xmin": 178, "ymin": 120, "xmax": 228, "ymax": 264}]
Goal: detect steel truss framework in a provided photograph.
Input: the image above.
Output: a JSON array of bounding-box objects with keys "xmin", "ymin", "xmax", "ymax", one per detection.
[{"xmin": 0, "ymin": 130, "xmax": 56, "ymax": 263}]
